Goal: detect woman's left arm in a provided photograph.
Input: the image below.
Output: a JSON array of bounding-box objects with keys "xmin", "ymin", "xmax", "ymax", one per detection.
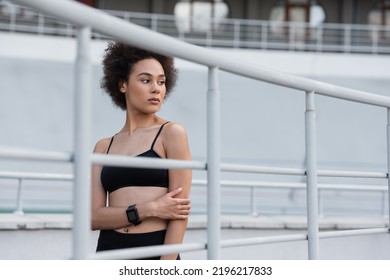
[{"xmin": 161, "ymin": 122, "xmax": 192, "ymax": 260}]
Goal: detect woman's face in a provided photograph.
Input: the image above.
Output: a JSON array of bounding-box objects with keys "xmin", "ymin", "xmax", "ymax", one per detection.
[{"xmin": 121, "ymin": 58, "xmax": 167, "ymax": 114}]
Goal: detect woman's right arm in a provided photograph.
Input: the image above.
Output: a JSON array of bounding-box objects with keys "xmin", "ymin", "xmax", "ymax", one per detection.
[
  {"xmin": 91, "ymin": 139, "xmax": 130, "ymax": 230},
  {"xmin": 90, "ymin": 139, "xmax": 191, "ymax": 231}
]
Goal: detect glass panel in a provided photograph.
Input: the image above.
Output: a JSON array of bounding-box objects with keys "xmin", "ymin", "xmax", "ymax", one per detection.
[
  {"xmin": 290, "ymin": 7, "xmax": 306, "ymax": 22},
  {"xmin": 368, "ymin": 8, "xmax": 390, "ymax": 26},
  {"xmin": 270, "ymin": 4, "xmax": 325, "ymax": 26},
  {"xmin": 174, "ymin": 1, "xmax": 229, "ymax": 33},
  {"xmin": 368, "ymin": 10, "xmax": 381, "ymax": 25}
]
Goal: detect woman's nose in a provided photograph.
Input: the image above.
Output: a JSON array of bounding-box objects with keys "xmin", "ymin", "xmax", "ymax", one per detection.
[{"xmin": 151, "ymin": 82, "xmax": 161, "ymax": 93}]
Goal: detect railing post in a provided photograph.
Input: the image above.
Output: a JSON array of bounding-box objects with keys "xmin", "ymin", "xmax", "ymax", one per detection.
[
  {"xmin": 38, "ymin": 13, "xmax": 44, "ymax": 35},
  {"xmin": 261, "ymin": 22, "xmax": 268, "ymax": 50},
  {"xmin": 305, "ymin": 90, "xmax": 319, "ymax": 260},
  {"xmin": 289, "ymin": 22, "xmax": 295, "ymax": 51},
  {"xmin": 381, "ymin": 190, "xmax": 386, "ymax": 217},
  {"xmin": 371, "ymin": 26, "xmax": 379, "ymax": 55},
  {"xmin": 207, "ymin": 66, "xmax": 221, "ymax": 260},
  {"xmin": 318, "ymin": 188, "xmax": 324, "ymax": 217},
  {"xmin": 206, "ymin": 21, "xmax": 212, "ymax": 47},
  {"xmin": 387, "ymin": 109, "xmax": 390, "ymax": 228},
  {"xmin": 316, "ymin": 25, "xmax": 323, "ymax": 53},
  {"xmin": 151, "ymin": 14, "xmax": 157, "ymax": 31},
  {"xmin": 9, "ymin": 4, "xmax": 16, "ymax": 33},
  {"xmin": 73, "ymin": 26, "xmax": 92, "ymax": 260},
  {"xmin": 250, "ymin": 186, "xmax": 257, "ymax": 216},
  {"xmin": 66, "ymin": 23, "xmax": 73, "ymax": 37},
  {"xmin": 344, "ymin": 25, "xmax": 351, "ymax": 53},
  {"xmin": 13, "ymin": 178, "xmax": 25, "ymax": 215},
  {"xmin": 233, "ymin": 20, "xmax": 240, "ymax": 49}
]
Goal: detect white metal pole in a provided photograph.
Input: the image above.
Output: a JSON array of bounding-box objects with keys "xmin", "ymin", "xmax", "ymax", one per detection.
[
  {"xmin": 318, "ymin": 189, "xmax": 324, "ymax": 217},
  {"xmin": 261, "ymin": 22, "xmax": 268, "ymax": 50},
  {"xmin": 73, "ymin": 26, "xmax": 92, "ymax": 260},
  {"xmin": 344, "ymin": 25, "xmax": 351, "ymax": 53},
  {"xmin": 207, "ymin": 66, "xmax": 221, "ymax": 260},
  {"xmin": 305, "ymin": 91, "xmax": 319, "ymax": 259},
  {"xmin": 381, "ymin": 190, "xmax": 387, "ymax": 217},
  {"xmin": 233, "ymin": 20, "xmax": 239, "ymax": 49},
  {"xmin": 316, "ymin": 26, "xmax": 323, "ymax": 52},
  {"xmin": 387, "ymin": 109, "xmax": 390, "ymax": 229},
  {"xmin": 13, "ymin": 178, "xmax": 24, "ymax": 215},
  {"xmin": 250, "ymin": 186, "xmax": 257, "ymax": 216}
]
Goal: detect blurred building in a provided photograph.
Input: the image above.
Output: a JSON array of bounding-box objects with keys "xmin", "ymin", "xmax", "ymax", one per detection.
[
  {"xmin": 80, "ymin": 0, "xmax": 389, "ymax": 25},
  {"xmin": 1, "ymin": 0, "xmax": 390, "ymax": 53}
]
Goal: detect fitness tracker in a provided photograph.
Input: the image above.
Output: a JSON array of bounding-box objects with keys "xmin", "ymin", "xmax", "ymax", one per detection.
[{"xmin": 126, "ymin": 204, "xmax": 142, "ymax": 226}]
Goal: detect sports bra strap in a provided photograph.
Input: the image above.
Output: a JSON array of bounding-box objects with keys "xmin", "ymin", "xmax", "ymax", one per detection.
[
  {"xmin": 106, "ymin": 123, "xmax": 169, "ymax": 154},
  {"xmin": 151, "ymin": 122, "xmax": 169, "ymax": 150},
  {"xmin": 106, "ymin": 134, "xmax": 116, "ymax": 154}
]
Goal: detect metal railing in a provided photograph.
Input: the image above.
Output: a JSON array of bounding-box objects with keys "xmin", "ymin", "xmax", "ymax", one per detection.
[
  {"xmin": 0, "ymin": 171, "xmax": 73, "ymax": 215},
  {"xmin": 1, "ymin": 1, "xmax": 390, "ymax": 54},
  {"xmin": 1, "ymin": 171, "xmax": 388, "ymax": 218},
  {"xmin": 2, "ymin": 0, "xmax": 390, "ymax": 260}
]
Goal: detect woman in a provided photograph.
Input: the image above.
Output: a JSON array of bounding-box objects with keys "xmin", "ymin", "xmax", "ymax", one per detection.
[{"xmin": 91, "ymin": 42, "xmax": 192, "ymax": 260}]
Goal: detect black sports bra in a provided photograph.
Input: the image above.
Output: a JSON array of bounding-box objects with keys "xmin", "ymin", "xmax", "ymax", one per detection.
[{"xmin": 100, "ymin": 122, "xmax": 169, "ymax": 193}]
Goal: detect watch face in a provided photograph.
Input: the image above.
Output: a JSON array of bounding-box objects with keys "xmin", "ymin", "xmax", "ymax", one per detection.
[{"xmin": 128, "ymin": 211, "xmax": 137, "ymax": 220}]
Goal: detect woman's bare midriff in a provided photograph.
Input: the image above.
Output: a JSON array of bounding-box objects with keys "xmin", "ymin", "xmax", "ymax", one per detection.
[{"xmin": 109, "ymin": 186, "xmax": 169, "ymax": 234}]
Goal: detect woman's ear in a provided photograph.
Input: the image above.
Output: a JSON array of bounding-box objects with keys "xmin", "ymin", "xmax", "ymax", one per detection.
[{"xmin": 119, "ymin": 81, "xmax": 127, "ymax": 93}]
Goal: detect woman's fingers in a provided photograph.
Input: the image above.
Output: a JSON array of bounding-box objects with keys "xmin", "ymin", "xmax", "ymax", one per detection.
[
  {"xmin": 167, "ymin": 188, "xmax": 191, "ymax": 207},
  {"xmin": 168, "ymin": 187, "xmax": 183, "ymax": 197}
]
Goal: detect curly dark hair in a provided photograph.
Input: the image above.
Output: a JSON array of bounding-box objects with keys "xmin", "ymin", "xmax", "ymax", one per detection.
[{"xmin": 100, "ymin": 42, "xmax": 178, "ymax": 110}]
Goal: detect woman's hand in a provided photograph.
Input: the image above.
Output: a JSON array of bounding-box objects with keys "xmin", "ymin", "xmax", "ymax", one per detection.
[{"xmin": 152, "ymin": 187, "xmax": 191, "ymax": 220}]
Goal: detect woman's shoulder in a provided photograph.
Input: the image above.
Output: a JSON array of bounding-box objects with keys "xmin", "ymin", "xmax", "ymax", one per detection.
[
  {"xmin": 162, "ymin": 121, "xmax": 188, "ymax": 138},
  {"xmin": 162, "ymin": 121, "xmax": 189, "ymax": 146},
  {"xmin": 93, "ymin": 137, "xmax": 114, "ymax": 154},
  {"xmin": 161, "ymin": 121, "xmax": 191, "ymax": 159}
]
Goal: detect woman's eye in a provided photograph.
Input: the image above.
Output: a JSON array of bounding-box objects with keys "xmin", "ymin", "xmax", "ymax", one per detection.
[
  {"xmin": 158, "ymin": 80, "xmax": 166, "ymax": 85},
  {"xmin": 141, "ymin": 79, "xmax": 150, "ymax": 84}
]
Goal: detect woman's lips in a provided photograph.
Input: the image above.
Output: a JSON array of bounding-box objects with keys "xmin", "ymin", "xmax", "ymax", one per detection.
[{"xmin": 148, "ymin": 98, "xmax": 160, "ymax": 105}]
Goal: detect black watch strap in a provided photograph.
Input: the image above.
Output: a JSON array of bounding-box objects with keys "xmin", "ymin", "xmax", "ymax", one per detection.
[{"xmin": 126, "ymin": 204, "xmax": 142, "ymax": 226}]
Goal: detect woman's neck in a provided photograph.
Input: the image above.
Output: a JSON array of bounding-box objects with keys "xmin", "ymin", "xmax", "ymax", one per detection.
[{"xmin": 122, "ymin": 113, "xmax": 159, "ymax": 134}]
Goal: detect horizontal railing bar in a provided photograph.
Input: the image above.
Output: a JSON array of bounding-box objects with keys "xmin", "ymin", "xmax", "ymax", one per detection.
[
  {"xmin": 91, "ymin": 154, "xmax": 206, "ymax": 170},
  {"xmin": 221, "ymin": 234, "xmax": 307, "ymax": 248},
  {"xmin": 193, "ymin": 179, "xmax": 388, "ymax": 192},
  {"xmin": 318, "ymin": 169, "xmax": 388, "ymax": 178},
  {"xmin": 318, "ymin": 228, "xmax": 389, "ymax": 239},
  {"xmin": 0, "ymin": 171, "xmax": 387, "ymax": 192},
  {"xmin": 221, "ymin": 163, "xmax": 388, "ymax": 179},
  {"xmin": 0, "ymin": 145, "xmax": 386, "ymax": 178},
  {"xmin": 13, "ymin": 0, "xmax": 390, "ymax": 108},
  {"xmin": 221, "ymin": 163, "xmax": 305, "ymax": 175},
  {"xmin": 316, "ymin": 183, "xmax": 387, "ymax": 191},
  {"xmin": 0, "ymin": 171, "xmax": 73, "ymax": 180},
  {"xmin": 88, "ymin": 227, "xmax": 390, "ymax": 259},
  {"xmin": 221, "ymin": 228, "xmax": 389, "ymax": 249},
  {"xmin": 89, "ymin": 242, "xmax": 206, "ymax": 260},
  {"xmin": 0, "ymin": 147, "xmax": 73, "ymax": 162}
]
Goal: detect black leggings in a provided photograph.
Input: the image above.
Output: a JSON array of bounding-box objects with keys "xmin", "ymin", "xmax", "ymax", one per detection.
[{"xmin": 96, "ymin": 229, "xmax": 180, "ymax": 260}]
